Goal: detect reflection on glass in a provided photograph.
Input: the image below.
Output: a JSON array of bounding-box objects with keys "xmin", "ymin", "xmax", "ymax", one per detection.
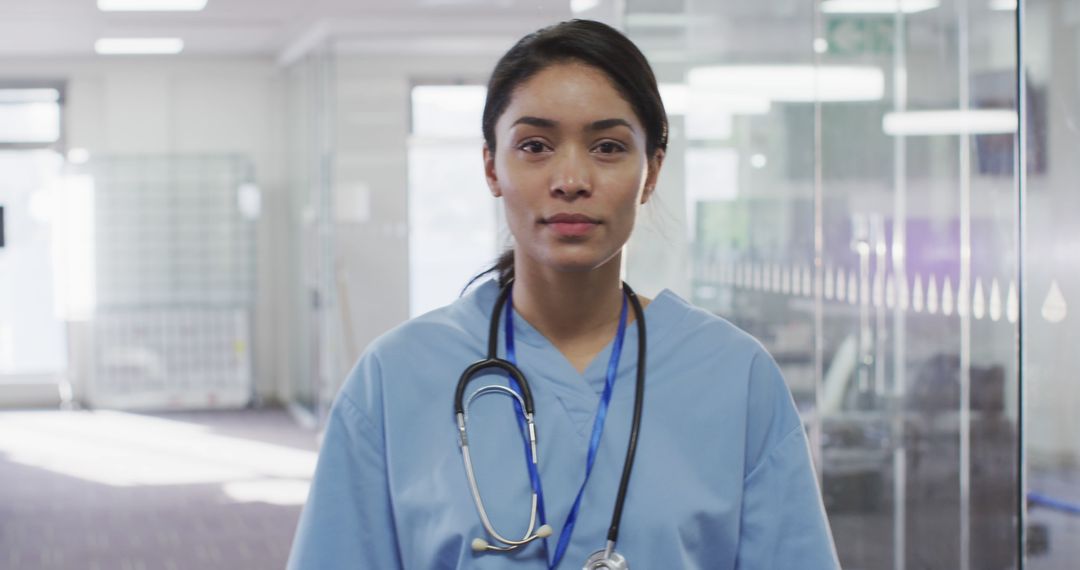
[{"xmin": 627, "ymin": 0, "xmax": 1023, "ymax": 567}]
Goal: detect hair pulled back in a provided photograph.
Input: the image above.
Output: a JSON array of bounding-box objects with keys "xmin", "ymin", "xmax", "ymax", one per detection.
[{"xmin": 473, "ymin": 19, "xmax": 668, "ymax": 289}]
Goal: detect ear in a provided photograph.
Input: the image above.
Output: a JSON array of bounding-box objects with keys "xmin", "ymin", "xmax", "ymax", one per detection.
[
  {"xmin": 483, "ymin": 143, "xmax": 502, "ymax": 197},
  {"xmin": 641, "ymin": 148, "xmax": 665, "ymax": 204}
]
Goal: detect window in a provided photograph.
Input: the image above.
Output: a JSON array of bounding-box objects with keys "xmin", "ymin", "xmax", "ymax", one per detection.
[
  {"xmin": 407, "ymin": 84, "xmax": 498, "ymax": 317},
  {"xmin": 0, "ymin": 84, "xmax": 64, "ymax": 148}
]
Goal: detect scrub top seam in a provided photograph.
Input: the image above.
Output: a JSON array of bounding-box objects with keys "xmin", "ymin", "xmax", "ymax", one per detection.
[{"xmin": 743, "ymin": 423, "xmax": 805, "ymax": 484}]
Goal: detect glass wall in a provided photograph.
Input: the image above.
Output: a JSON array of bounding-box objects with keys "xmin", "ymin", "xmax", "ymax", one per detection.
[
  {"xmin": 622, "ymin": 0, "xmax": 1076, "ymax": 567},
  {"xmin": 1023, "ymin": 0, "xmax": 1080, "ymax": 567},
  {"xmin": 284, "ymin": 44, "xmax": 336, "ymax": 418}
]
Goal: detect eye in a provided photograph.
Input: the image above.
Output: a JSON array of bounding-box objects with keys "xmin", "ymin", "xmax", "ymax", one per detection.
[
  {"xmin": 593, "ymin": 141, "xmax": 627, "ymax": 155},
  {"xmin": 517, "ymin": 140, "xmax": 550, "ymax": 154}
]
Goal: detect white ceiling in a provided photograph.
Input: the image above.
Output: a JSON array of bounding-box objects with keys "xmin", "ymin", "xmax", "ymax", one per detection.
[{"xmin": 0, "ymin": 0, "xmax": 575, "ymax": 59}]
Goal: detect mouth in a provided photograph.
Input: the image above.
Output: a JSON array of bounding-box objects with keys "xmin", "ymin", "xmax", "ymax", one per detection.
[
  {"xmin": 541, "ymin": 213, "xmax": 600, "ymax": 237},
  {"xmin": 542, "ymin": 213, "xmax": 600, "ymax": 224}
]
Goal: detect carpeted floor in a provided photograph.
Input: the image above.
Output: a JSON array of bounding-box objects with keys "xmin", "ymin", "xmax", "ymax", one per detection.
[{"xmin": 0, "ymin": 408, "xmax": 318, "ymax": 570}]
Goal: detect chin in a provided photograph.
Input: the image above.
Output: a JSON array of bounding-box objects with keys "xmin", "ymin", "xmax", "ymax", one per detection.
[{"xmin": 535, "ymin": 249, "xmax": 622, "ymax": 275}]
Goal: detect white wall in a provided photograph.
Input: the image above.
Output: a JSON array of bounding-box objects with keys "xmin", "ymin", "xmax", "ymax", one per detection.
[
  {"xmin": 327, "ymin": 52, "xmax": 498, "ymax": 389},
  {"xmin": 0, "ymin": 56, "xmax": 287, "ymax": 403}
]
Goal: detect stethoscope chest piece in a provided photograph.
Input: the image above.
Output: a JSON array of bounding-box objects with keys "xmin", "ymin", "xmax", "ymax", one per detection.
[{"xmin": 583, "ymin": 549, "xmax": 628, "ymax": 570}]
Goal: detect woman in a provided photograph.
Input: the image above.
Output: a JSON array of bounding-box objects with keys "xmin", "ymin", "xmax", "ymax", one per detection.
[{"xmin": 288, "ymin": 19, "xmax": 838, "ymax": 569}]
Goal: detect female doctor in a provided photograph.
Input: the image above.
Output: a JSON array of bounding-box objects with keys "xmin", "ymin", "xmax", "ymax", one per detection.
[{"xmin": 288, "ymin": 19, "xmax": 839, "ymax": 570}]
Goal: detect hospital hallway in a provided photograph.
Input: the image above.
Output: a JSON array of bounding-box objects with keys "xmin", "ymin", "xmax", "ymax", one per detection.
[{"xmin": 0, "ymin": 408, "xmax": 317, "ymax": 570}]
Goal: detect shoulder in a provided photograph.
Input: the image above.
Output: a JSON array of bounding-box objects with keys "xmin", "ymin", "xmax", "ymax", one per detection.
[
  {"xmin": 647, "ymin": 290, "xmax": 799, "ymax": 442},
  {"xmin": 648, "ymin": 289, "xmax": 772, "ymax": 368}
]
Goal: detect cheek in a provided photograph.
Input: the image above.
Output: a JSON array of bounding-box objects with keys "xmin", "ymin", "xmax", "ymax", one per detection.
[
  {"xmin": 496, "ymin": 164, "xmax": 541, "ymax": 214},
  {"xmin": 497, "ymin": 186, "xmax": 535, "ymax": 235}
]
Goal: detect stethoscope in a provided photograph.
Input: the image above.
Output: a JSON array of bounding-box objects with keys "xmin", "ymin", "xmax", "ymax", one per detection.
[{"xmin": 454, "ymin": 279, "xmax": 646, "ymax": 570}]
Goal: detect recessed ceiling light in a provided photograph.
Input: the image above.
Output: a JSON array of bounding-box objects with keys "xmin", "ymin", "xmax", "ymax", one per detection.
[
  {"xmin": 97, "ymin": 0, "xmax": 207, "ymax": 11},
  {"xmin": 95, "ymin": 38, "xmax": 185, "ymax": 55}
]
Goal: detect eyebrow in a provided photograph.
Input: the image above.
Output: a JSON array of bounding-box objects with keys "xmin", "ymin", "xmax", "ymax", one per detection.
[{"xmin": 510, "ymin": 116, "xmax": 636, "ymax": 133}]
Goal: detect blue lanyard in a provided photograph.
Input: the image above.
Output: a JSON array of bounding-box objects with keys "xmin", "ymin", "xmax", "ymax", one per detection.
[
  {"xmin": 505, "ymin": 288, "xmax": 630, "ymax": 569},
  {"xmin": 503, "ymin": 290, "xmax": 548, "ymax": 532}
]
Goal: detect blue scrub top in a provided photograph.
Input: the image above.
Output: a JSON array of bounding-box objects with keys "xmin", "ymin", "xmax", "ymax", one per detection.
[{"xmin": 288, "ymin": 279, "xmax": 839, "ymax": 569}]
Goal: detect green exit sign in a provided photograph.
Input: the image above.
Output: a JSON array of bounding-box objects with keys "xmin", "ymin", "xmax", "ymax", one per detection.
[{"xmin": 826, "ymin": 16, "xmax": 895, "ymax": 55}]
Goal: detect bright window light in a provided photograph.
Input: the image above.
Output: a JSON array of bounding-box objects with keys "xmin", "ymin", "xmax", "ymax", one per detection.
[
  {"xmin": 821, "ymin": 0, "xmax": 939, "ymax": 13},
  {"xmin": 0, "ymin": 102, "xmax": 60, "ymax": 143},
  {"xmin": 882, "ymin": 110, "xmax": 1018, "ymax": 136},
  {"xmin": 94, "ymin": 38, "xmax": 184, "ymax": 55},
  {"xmin": 688, "ymin": 65, "xmax": 885, "ymax": 102},
  {"xmin": 570, "ymin": 0, "xmax": 601, "ymax": 13},
  {"xmin": 98, "ymin": 0, "xmax": 207, "ymax": 11},
  {"xmin": 989, "ymin": 0, "xmax": 1017, "ymax": 10},
  {"xmin": 659, "ymin": 84, "xmax": 688, "ymax": 115},
  {"xmin": 408, "ymin": 85, "xmax": 496, "ymax": 317},
  {"xmin": 52, "ymin": 175, "xmax": 96, "ymax": 320},
  {"xmin": 410, "ymin": 85, "xmax": 486, "ymax": 138}
]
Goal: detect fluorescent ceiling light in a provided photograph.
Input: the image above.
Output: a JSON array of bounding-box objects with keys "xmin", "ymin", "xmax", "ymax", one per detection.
[
  {"xmin": 660, "ymin": 84, "xmax": 771, "ymax": 116},
  {"xmin": 98, "ymin": 0, "xmax": 207, "ymax": 11},
  {"xmin": 95, "ymin": 38, "xmax": 184, "ymax": 55},
  {"xmin": 821, "ymin": 0, "xmax": 939, "ymax": 13},
  {"xmin": 688, "ymin": 65, "xmax": 885, "ymax": 102},
  {"xmin": 989, "ymin": 0, "xmax": 1016, "ymax": 10},
  {"xmin": 0, "ymin": 88, "xmax": 60, "ymax": 103},
  {"xmin": 882, "ymin": 110, "xmax": 1018, "ymax": 135}
]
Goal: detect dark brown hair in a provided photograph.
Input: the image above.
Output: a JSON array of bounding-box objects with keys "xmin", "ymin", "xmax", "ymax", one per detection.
[{"xmin": 471, "ymin": 19, "xmax": 668, "ymax": 289}]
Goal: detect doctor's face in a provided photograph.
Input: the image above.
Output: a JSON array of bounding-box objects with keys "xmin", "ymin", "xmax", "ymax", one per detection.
[{"xmin": 484, "ymin": 61, "xmax": 663, "ymax": 277}]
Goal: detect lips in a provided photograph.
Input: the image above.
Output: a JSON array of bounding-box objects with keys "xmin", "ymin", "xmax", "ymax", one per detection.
[
  {"xmin": 542, "ymin": 213, "xmax": 599, "ymax": 237},
  {"xmin": 544, "ymin": 213, "xmax": 599, "ymax": 224}
]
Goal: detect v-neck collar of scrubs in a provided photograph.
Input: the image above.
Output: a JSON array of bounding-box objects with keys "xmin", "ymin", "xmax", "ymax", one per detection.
[{"xmin": 469, "ymin": 279, "xmax": 684, "ymax": 437}]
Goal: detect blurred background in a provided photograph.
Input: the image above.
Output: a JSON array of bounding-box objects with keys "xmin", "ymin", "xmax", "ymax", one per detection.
[{"xmin": 0, "ymin": 0, "xmax": 1076, "ymax": 568}]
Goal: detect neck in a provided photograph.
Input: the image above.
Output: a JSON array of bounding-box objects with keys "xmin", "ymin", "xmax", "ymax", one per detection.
[{"xmin": 510, "ymin": 254, "xmax": 627, "ymax": 347}]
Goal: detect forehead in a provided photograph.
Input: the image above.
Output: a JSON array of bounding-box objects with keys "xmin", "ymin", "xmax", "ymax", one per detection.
[{"xmin": 497, "ymin": 62, "xmax": 640, "ymax": 129}]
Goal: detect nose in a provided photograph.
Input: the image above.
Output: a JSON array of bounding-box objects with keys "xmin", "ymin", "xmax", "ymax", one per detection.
[{"xmin": 550, "ymin": 149, "xmax": 591, "ymax": 199}]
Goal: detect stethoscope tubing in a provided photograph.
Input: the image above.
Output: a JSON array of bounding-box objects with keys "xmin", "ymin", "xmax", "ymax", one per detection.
[
  {"xmin": 608, "ymin": 286, "xmax": 645, "ymax": 544},
  {"xmin": 453, "ymin": 278, "xmax": 646, "ymax": 558}
]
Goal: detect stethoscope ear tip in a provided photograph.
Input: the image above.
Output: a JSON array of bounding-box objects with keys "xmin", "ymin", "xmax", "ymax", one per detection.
[
  {"xmin": 471, "ymin": 537, "xmax": 490, "ymax": 551},
  {"xmin": 536, "ymin": 524, "xmax": 554, "ymax": 538}
]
